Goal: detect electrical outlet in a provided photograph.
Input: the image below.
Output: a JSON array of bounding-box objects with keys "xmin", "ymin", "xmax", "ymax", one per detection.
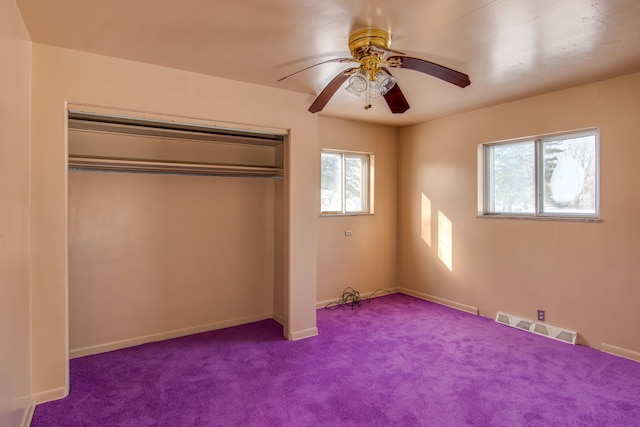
[
  {"xmin": 344, "ymin": 229, "xmax": 353, "ymax": 236},
  {"xmin": 537, "ymin": 309, "xmax": 545, "ymax": 322}
]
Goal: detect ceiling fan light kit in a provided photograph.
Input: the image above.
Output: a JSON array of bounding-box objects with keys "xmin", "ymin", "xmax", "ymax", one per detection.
[
  {"xmin": 345, "ymin": 71, "xmax": 368, "ymax": 96},
  {"xmin": 345, "ymin": 69, "xmax": 396, "ymax": 95},
  {"xmin": 372, "ymin": 70, "xmax": 397, "ymax": 96},
  {"xmin": 279, "ymin": 27, "xmax": 471, "ymax": 114}
]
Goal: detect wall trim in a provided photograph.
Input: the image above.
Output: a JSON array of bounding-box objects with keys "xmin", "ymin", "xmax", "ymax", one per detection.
[
  {"xmin": 22, "ymin": 399, "xmax": 36, "ymax": 427},
  {"xmin": 21, "ymin": 398, "xmax": 35, "ymax": 427},
  {"xmin": 601, "ymin": 343, "xmax": 640, "ymax": 363},
  {"xmin": 272, "ymin": 312, "xmax": 284, "ymax": 325},
  {"xmin": 69, "ymin": 313, "xmax": 275, "ymax": 359},
  {"xmin": 288, "ymin": 327, "xmax": 319, "ymax": 341},
  {"xmin": 398, "ymin": 288, "xmax": 479, "ymax": 315},
  {"xmin": 66, "ymin": 102, "xmax": 289, "ymax": 137},
  {"xmin": 32, "ymin": 386, "xmax": 68, "ymax": 405}
]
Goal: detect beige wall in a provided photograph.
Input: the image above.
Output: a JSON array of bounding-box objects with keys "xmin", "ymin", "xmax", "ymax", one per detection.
[
  {"xmin": 398, "ymin": 72, "xmax": 640, "ymax": 354},
  {"xmin": 0, "ymin": 0, "xmax": 32, "ymax": 424},
  {"xmin": 69, "ymin": 170, "xmax": 277, "ymax": 356},
  {"xmin": 31, "ymin": 43, "xmax": 319, "ymax": 400},
  {"xmin": 317, "ymin": 117, "xmax": 399, "ymax": 304}
]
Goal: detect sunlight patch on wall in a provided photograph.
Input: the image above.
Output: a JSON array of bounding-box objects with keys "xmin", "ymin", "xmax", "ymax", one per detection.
[
  {"xmin": 437, "ymin": 211, "xmax": 453, "ymax": 271},
  {"xmin": 421, "ymin": 193, "xmax": 432, "ymax": 247}
]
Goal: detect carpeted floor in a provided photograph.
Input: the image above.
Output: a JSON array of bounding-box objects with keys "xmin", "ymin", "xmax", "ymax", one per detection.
[{"xmin": 31, "ymin": 294, "xmax": 640, "ymax": 426}]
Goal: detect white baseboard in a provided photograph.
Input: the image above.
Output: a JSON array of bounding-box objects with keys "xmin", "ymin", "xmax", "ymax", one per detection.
[
  {"xmin": 21, "ymin": 398, "xmax": 35, "ymax": 427},
  {"xmin": 272, "ymin": 311, "xmax": 284, "ymax": 325},
  {"xmin": 70, "ymin": 313, "xmax": 275, "ymax": 359},
  {"xmin": 398, "ymin": 288, "xmax": 479, "ymax": 315},
  {"xmin": 287, "ymin": 327, "xmax": 319, "ymax": 340},
  {"xmin": 2, "ymin": 395, "xmax": 36, "ymax": 427},
  {"xmin": 32, "ymin": 386, "xmax": 68, "ymax": 404},
  {"xmin": 601, "ymin": 343, "xmax": 640, "ymax": 363}
]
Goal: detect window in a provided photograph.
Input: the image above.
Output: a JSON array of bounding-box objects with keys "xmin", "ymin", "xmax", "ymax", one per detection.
[
  {"xmin": 479, "ymin": 128, "xmax": 599, "ymax": 219},
  {"xmin": 321, "ymin": 150, "xmax": 373, "ymax": 215}
]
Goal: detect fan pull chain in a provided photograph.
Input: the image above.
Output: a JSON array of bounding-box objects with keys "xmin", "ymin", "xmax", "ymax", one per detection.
[{"xmin": 364, "ymin": 79, "xmax": 372, "ymax": 109}]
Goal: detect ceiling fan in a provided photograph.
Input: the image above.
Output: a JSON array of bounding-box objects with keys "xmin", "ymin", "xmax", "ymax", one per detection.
[{"xmin": 278, "ymin": 27, "xmax": 471, "ymax": 114}]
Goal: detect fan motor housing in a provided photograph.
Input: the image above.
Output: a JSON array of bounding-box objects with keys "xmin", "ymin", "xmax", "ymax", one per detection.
[{"xmin": 349, "ymin": 28, "xmax": 392, "ymax": 60}]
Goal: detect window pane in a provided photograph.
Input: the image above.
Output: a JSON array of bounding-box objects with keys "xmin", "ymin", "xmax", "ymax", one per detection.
[
  {"xmin": 321, "ymin": 152, "xmax": 342, "ymax": 212},
  {"xmin": 488, "ymin": 141, "xmax": 535, "ymax": 213},
  {"xmin": 542, "ymin": 134, "xmax": 597, "ymax": 214},
  {"xmin": 344, "ymin": 154, "xmax": 367, "ymax": 212}
]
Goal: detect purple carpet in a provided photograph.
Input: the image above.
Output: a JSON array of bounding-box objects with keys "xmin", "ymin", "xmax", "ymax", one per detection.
[{"xmin": 31, "ymin": 294, "xmax": 640, "ymax": 426}]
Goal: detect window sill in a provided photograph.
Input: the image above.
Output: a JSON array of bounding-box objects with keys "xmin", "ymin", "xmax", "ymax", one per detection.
[
  {"xmin": 320, "ymin": 212, "xmax": 375, "ymax": 217},
  {"xmin": 477, "ymin": 214, "xmax": 601, "ymax": 222}
]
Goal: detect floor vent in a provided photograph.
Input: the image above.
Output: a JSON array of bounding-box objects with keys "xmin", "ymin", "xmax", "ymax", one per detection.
[{"xmin": 495, "ymin": 311, "xmax": 577, "ymax": 345}]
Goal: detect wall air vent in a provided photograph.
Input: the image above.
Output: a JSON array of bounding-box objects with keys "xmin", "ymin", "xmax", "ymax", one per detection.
[{"xmin": 495, "ymin": 311, "xmax": 577, "ymax": 345}]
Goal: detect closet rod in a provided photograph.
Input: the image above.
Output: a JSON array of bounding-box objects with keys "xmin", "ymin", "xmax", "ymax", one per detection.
[{"xmin": 69, "ymin": 156, "xmax": 283, "ymax": 177}]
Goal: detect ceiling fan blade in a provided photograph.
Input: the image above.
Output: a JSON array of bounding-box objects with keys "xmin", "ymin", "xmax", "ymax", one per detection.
[
  {"xmin": 381, "ymin": 75, "xmax": 410, "ymax": 114},
  {"xmin": 388, "ymin": 56, "xmax": 470, "ymax": 88},
  {"xmin": 277, "ymin": 57, "xmax": 357, "ymax": 82},
  {"xmin": 308, "ymin": 68, "xmax": 358, "ymax": 113}
]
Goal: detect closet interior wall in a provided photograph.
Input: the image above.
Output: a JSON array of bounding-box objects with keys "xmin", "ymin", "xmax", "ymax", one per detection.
[{"xmin": 67, "ymin": 117, "xmax": 285, "ymax": 357}]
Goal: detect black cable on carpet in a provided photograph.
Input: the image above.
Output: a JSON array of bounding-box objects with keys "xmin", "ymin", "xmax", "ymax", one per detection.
[{"xmin": 324, "ymin": 287, "xmax": 391, "ymax": 310}]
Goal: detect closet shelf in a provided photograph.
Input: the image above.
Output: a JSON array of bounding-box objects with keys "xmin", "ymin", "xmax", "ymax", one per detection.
[{"xmin": 68, "ymin": 156, "xmax": 283, "ymax": 177}]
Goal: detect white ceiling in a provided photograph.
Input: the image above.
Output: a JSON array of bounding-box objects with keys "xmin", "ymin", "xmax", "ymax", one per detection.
[{"xmin": 16, "ymin": 0, "xmax": 640, "ymax": 127}]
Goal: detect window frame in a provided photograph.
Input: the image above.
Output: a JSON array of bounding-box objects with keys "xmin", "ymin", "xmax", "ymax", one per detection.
[
  {"xmin": 478, "ymin": 127, "xmax": 600, "ymax": 221},
  {"xmin": 320, "ymin": 149, "xmax": 374, "ymax": 216}
]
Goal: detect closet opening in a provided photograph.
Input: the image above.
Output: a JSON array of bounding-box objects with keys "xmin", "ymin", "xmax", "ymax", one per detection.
[{"xmin": 67, "ymin": 108, "xmax": 287, "ymax": 358}]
